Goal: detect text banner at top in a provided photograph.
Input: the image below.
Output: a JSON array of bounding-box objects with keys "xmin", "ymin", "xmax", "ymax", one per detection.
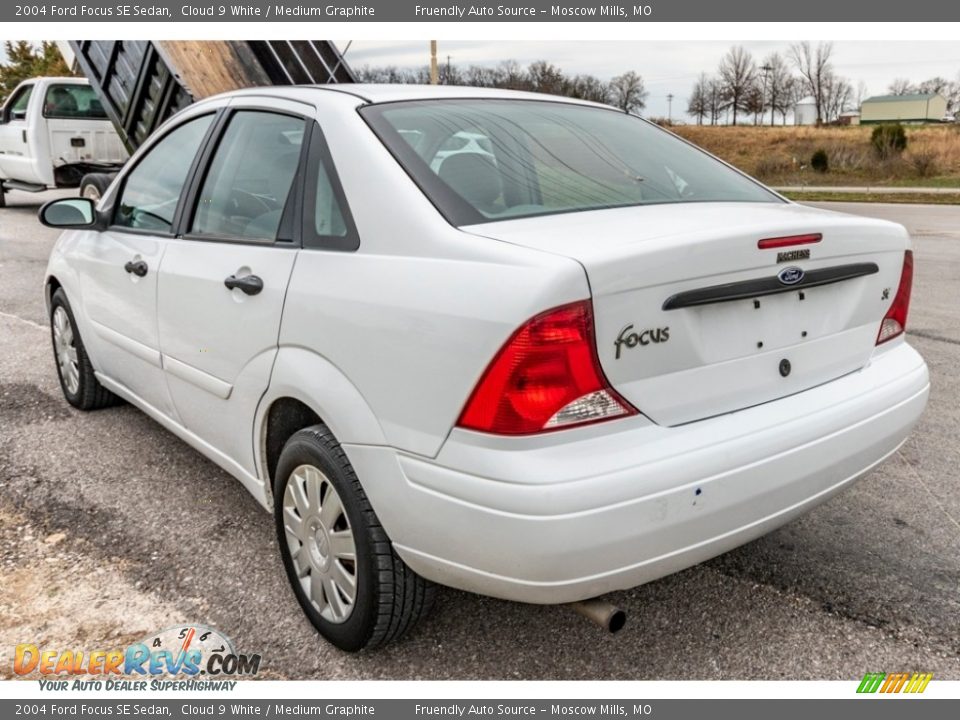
[{"xmin": 5, "ymin": 0, "xmax": 960, "ymax": 23}]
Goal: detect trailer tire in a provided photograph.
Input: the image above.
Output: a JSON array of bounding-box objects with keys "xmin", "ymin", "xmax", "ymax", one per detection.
[{"xmin": 79, "ymin": 174, "xmax": 112, "ymax": 204}]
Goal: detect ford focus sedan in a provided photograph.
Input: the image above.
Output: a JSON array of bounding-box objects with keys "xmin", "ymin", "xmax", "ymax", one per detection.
[{"xmin": 40, "ymin": 85, "xmax": 929, "ymax": 651}]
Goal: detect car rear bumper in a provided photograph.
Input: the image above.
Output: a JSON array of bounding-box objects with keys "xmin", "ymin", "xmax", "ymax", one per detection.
[{"xmin": 345, "ymin": 341, "xmax": 928, "ymax": 604}]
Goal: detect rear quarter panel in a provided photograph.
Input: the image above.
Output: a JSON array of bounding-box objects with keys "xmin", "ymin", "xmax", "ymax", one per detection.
[{"xmin": 276, "ymin": 93, "xmax": 589, "ymax": 457}]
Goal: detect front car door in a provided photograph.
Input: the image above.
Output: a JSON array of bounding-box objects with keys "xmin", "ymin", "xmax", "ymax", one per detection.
[
  {"xmin": 69, "ymin": 110, "xmax": 216, "ymax": 418},
  {"xmin": 156, "ymin": 99, "xmax": 309, "ymax": 485}
]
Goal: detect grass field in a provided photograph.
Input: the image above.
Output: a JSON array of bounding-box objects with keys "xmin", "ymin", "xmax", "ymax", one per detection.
[{"xmin": 671, "ymin": 124, "xmax": 960, "ymax": 189}]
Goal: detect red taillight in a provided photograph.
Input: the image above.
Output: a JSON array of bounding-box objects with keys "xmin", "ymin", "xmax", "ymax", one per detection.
[
  {"xmin": 457, "ymin": 300, "xmax": 637, "ymax": 435},
  {"xmin": 757, "ymin": 233, "xmax": 822, "ymax": 249},
  {"xmin": 877, "ymin": 250, "xmax": 913, "ymax": 345}
]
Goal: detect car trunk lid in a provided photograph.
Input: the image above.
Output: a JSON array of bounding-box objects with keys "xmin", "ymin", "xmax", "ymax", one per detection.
[{"xmin": 463, "ymin": 202, "xmax": 909, "ymax": 426}]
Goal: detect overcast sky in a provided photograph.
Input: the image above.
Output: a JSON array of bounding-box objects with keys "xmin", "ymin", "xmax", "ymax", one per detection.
[
  {"xmin": 3, "ymin": 40, "xmax": 957, "ymax": 119},
  {"xmin": 336, "ymin": 41, "xmax": 960, "ymax": 118}
]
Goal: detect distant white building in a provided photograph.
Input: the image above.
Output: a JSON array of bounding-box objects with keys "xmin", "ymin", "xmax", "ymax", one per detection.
[
  {"xmin": 860, "ymin": 93, "xmax": 948, "ymax": 124},
  {"xmin": 794, "ymin": 96, "xmax": 818, "ymax": 125}
]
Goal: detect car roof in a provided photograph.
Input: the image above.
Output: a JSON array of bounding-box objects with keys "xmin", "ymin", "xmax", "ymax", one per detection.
[{"xmin": 217, "ymin": 83, "xmax": 608, "ymax": 108}]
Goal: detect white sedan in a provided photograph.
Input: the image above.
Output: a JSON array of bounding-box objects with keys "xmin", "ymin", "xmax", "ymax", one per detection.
[{"xmin": 39, "ymin": 85, "xmax": 928, "ymax": 651}]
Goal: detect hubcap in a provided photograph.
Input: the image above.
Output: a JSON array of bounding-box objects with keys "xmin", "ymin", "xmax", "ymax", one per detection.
[
  {"xmin": 282, "ymin": 464, "xmax": 357, "ymax": 624},
  {"xmin": 52, "ymin": 306, "xmax": 80, "ymax": 396}
]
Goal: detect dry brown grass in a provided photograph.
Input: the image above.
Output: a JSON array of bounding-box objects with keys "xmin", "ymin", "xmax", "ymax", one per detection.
[{"xmin": 671, "ymin": 124, "xmax": 960, "ymax": 187}]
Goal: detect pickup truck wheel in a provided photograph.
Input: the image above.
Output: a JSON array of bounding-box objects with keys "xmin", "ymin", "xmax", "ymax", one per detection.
[
  {"xmin": 50, "ymin": 288, "xmax": 120, "ymax": 410},
  {"xmin": 274, "ymin": 425, "xmax": 435, "ymax": 651},
  {"xmin": 79, "ymin": 173, "xmax": 111, "ymax": 203}
]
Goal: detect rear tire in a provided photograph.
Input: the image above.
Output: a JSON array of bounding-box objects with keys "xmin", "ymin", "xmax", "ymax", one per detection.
[
  {"xmin": 274, "ymin": 424, "xmax": 435, "ymax": 651},
  {"xmin": 50, "ymin": 288, "xmax": 120, "ymax": 410},
  {"xmin": 79, "ymin": 173, "xmax": 112, "ymax": 203}
]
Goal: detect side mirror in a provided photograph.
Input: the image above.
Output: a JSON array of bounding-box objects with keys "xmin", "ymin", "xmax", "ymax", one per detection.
[
  {"xmin": 39, "ymin": 198, "xmax": 97, "ymax": 229},
  {"xmin": 11, "ymin": 109, "xmax": 26, "ymax": 121}
]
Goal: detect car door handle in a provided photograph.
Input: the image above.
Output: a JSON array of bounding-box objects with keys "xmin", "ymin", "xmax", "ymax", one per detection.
[
  {"xmin": 224, "ymin": 274, "xmax": 263, "ymax": 296},
  {"xmin": 124, "ymin": 260, "xmax": 148, "ymax": 277}
]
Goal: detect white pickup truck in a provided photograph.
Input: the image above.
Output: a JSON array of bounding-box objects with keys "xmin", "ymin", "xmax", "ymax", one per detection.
[{"xmin": 0, "ymin": 77, "xmax": 127, "ymax": 207}]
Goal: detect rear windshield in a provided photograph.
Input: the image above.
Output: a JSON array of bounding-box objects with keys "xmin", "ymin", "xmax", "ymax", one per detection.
[
  {"xmin": 361, "ymin": 99, "xmax": 781, "ymax": 226},
  {"xmin": 43, "ymin": 84, "xmax": 109, "ymax": 120}
]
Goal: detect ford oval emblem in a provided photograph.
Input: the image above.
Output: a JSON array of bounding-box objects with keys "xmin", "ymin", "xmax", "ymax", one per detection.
[{"xmin": 778, "ymin": 266, "xmax": 805, "ymax": 285}]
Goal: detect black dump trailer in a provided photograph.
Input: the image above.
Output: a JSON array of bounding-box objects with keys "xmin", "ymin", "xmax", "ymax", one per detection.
[{"xmin": 70, "ymin": 40, "xmax": 355, "ymax": 154}]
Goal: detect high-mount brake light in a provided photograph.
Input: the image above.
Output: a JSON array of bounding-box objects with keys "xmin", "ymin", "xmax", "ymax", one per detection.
[
  {"xmin": 457, "ymin": 300, "xmax": 637, "ymax": 435},
  {"xmin": 757, "ymin": 233, "xmax": 823, "ymax": 250}
]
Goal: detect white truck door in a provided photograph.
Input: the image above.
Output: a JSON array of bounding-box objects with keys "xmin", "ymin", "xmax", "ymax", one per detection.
[{"xmin": 0, "ymin": 82, "xmax": 37, "ymax": 184}]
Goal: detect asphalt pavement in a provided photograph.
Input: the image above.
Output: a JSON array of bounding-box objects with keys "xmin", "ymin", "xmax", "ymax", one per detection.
[{"xmin": 1, "ymin": 191, "xmax": 958, "ymax": 680}]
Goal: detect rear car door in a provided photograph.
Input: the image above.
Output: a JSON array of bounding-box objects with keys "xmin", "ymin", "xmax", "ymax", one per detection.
[
  {"xmin": 70, "ymin": 110, "xmax": 216, "ymax": 418},
  {"xmin": 156, "ymin": 101, "xmax": 309, "ymax": 478}
]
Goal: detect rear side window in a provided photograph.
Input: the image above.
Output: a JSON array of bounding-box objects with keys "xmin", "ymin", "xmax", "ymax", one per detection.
[
  {"xmin": 43, "ymin": 84, "xmax": 108, "ymax": 120},
  {"xmin": 313, "ymin": 159, "xmax": 347, "ymax": 237},
  {"xmin": 114, "ymin": 114, "xmax": 214, "ymax": 233},
  {"xmin": 301, "ymin": 122, "xmax": 358, "ymax": 252},
  {"xmin": 190, "ymin": 111, "xmax": 305, "ymax": 242},
  {"xmin": 362, "ymin": 99, "xmax": 781, "ymax": 226}
]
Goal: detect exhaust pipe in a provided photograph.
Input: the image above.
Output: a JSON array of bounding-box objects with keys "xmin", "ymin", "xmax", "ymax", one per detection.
[{"xmin": 570, "ymin": 599, "xmax": 627, "ymax": 633}]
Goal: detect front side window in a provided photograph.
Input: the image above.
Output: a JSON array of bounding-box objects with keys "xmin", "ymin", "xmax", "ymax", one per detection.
[
  {"xmin": 362, "ymin": 99, "xmax": 781, "ymax": 226},
  {"xmin": 114, "ymin": 114, "xmax": 214, "ymax": 233},
  {"xmin": 5, "ymin": 84, "xmax": 33, "ymax": 120},
  {"xmin": 43, "ymin": 84, "xmax": 109, "ymax": 120},
  {"xmin": 190, "ymin": 111, "xmax": 305, "ymax": 242}
]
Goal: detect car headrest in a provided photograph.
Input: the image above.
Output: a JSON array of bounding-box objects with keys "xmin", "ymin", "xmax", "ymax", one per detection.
[{"xmin": 437, "ymin": 153, "xmax": 502, "ymax": 211}]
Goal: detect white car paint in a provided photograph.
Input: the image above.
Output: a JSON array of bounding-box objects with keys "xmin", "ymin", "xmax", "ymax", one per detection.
[
  {"xmin": 44, "ymin": 84, "xmax": 928, "ymax": 607},
  {"xmin": 0, "ymin": 77, "xmax": 127, "ymax": 191}
]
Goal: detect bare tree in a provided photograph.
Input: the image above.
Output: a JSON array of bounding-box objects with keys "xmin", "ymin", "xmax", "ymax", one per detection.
[
  {"xmin": 568, "ymin": 74, "xmax": 610, "ymax": 104},
  {"xmin": 823, "ymin": 76, "xmax": 853, "ymax": 122},
  {"xmin": 706, "ymin": 77, "xmax": 724, "ymax": 125},
  {"xmin": 762, "ymin": 53, "xmax": 793, "ymax": 127},
  {"xmin": 855, "ymin": 80, "xmax": 869, "ymax": 108},
  {"xmin": 464, "ymin": 64, "xmax": 502, "ymax": 88},
  {"xmin": 497, "ymin": 60, "xmax": 530, "ymax": 91},
  {"xmin": 745, "ymin": 82, "xmax": 765, "ymax": 125},
  {"xmin": 687, "ymin": 73, "xmax": 708, "ymax": 125},
  {"xmin": 778, "ymin": 77, "xmax": 802, "ymax": 125},
  {"xmin": 527, "ymin": 60, "xmax": 567, "ymax": 95},
  {"xmin": 887, "ymin": 77, "xmax": 916, "ymax": 96},
  {"xmin": 609, "ymin": 71, "xmax": 648, "ymax": 114},
  {"xmin": 790, "ymin": 41, "xmax": 834, "ymax": 125},
  {"xmin": 718, "ymin": 46, "xmax": 756, "ymax": 125}
]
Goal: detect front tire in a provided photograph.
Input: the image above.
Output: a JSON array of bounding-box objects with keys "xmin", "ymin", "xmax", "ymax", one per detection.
[
  {"xmin": 50, "ymin": 288, "xmax": 119, "ymax": 410},
  {"xmin": 79, "ymin": 173, "xmax": 112, "ymax": 203},
  {"xmin": 274, "ymin": 425, "xmax": 435, "ymax": 651}
]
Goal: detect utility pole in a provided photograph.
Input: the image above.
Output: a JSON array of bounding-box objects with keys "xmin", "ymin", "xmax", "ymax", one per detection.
[
  {"xmin": 760, "ymin": 63, "xmax": 772, "ymax": 126},
  {"xmin": 429, "ymin": 41, "xmax": 438, "ymax": 85},
  {"xmin": 446, "ymin": 55, "xmax": 452, "ymax": 85},
  {"xmin": 667, "ymin": 93, "xmax": 674, "ymax": 122}
]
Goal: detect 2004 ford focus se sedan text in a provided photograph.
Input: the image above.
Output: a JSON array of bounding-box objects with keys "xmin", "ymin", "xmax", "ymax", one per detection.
[{"xmin": 39, "ymin": 85, "xmax": 929, "ymax": 651}]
